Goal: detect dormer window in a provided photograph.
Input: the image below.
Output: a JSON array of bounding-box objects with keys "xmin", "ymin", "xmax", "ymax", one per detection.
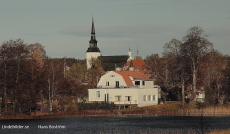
[{"xmin": 135, "ymin": 81, "xmax": 140, "ymax": 85}]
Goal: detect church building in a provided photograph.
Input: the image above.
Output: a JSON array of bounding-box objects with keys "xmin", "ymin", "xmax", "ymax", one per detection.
[
  {"xmin": 86, "ymin": 18, "xmax": 129, "ymax": 71},
  {"xmin": 86, "ymin": 17, "xmax": 101, "ymax": 69}
]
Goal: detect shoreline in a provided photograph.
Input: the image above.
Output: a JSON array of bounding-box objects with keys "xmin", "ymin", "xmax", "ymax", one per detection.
[{"xmin": 1, "ymin": 109, "xmax": 230, "ymax": 120}]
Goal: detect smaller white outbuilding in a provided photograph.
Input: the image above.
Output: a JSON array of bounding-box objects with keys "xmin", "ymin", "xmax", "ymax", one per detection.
[{"xmin": 88, "ymin": 70, "xmax": 161, "ymax": 107}]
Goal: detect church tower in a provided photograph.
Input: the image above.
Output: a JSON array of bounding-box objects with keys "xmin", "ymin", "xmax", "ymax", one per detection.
[{"xmin": 86, "ymin": 17, "xmax": 101, "ymax": 69}]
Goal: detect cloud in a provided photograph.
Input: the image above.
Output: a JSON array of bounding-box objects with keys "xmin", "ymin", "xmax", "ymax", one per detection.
[
  {"xmin": 129, "ymin": 0, "xmax": 188, "ymax": 6},
  {"xmin": 206, "ymin": 27, "xmax": 230, "ymax": 37},
  {"xmin": 59, "ymin": 25, "xmax": 89, "ymax": 37},
  {"xmin": 24, "ymin": 33, "xmax": 47, "ymax": 36},
  {"xmin": 60, "ymin": 24, "xmax": 185, "ymax": 39}
]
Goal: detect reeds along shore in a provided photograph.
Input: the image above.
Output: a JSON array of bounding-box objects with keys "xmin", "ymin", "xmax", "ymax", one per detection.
[
  {"xmin": 174, "ymin": 106, "xmax": 230, "ymax": 116},
  {"xmin": 75, "ymin": 106, "xmax": 230, "ymax": 117},
  {"xmin": 1, "ymin": 106, "xmax": 230, "ymax": 119}
]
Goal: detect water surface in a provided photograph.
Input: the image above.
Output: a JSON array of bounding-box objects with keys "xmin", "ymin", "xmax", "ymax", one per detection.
[{"xmin": 0, "ymin": 116, "xmax": 230, "ymax": 134}]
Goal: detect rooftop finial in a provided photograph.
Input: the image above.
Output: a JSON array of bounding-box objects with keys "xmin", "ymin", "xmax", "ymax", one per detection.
[{"xmin": 92, "ymin": 13, "xmax": 94, "ymax": 22}]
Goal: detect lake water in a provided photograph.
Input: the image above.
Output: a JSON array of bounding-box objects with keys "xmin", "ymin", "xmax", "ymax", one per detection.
[{"xmin": 1, "ymin": 116, "xmax": 230, "ymax": 134}]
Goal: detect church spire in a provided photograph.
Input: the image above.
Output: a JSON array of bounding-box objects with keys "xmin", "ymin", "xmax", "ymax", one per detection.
[
  {"xmin": 90, "ymin": 15, "xmax": 96, "ymax": 41},
  {"xmin": 86, "ymin": 16, "xmax": 100, "ymax": 52}
]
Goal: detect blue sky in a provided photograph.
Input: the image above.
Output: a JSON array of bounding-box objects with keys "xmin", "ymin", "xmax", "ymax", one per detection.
[{"xmin": 0, "ymin": 0, "xmax": 229, "ymax": 59}]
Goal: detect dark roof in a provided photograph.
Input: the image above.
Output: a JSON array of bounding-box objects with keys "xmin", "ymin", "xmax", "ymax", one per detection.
[
  {"xmin": 98, "ymin": 55, "xmax": 129, "ymax": 62},
  {"xmin": 86, "ymin": 47, "xmax": 100, "ymax": 52},
  {"xmin": 98, "ymin": 55, "xmax": 129, "ymax": 71},
  {"xmin": 89, "ymin": 39, "xmax": 97, "ymax": 43}
]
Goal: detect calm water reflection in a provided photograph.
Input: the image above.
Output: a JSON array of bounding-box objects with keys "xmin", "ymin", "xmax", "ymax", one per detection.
[{"xmin": 0, "ymin": 116, "xmax": 230, "ymax": 134}]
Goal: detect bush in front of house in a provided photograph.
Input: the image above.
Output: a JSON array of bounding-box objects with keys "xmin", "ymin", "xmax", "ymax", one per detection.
[{"xmin": 77, "ymin": 102, "xmax": 116, "ymax": 111}]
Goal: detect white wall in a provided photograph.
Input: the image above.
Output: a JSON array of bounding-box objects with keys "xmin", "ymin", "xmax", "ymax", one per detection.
[
  {"xmin": 137, "ymin": 88, "xmax": 158, "ymax": 107},
  {"xmin": 97, "ymin": 71, "xmax": 127, "ymax": 88},
  {"xmin": 88, "ymin": 89, "xmax": 107, "ymax": 102},
  {"xmin": 86, "ymin": 52, "xmax": 101, "ymax": 69},
  {"xmin": 88, "ymin": 87, "xmax": 159, "ymax": 107},
  {"xmin": 144, "ymin": 81, "xmax": 154, "ymax": 88}
]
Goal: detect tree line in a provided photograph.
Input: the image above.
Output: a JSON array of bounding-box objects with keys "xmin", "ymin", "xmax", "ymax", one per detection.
[
  {"xmin": 0, "ymin": 39, "xmax": 104, "ymax": 115},
  {"xmin": 145, "ymin": 26, "xmax": 230, "ymax": 105}
]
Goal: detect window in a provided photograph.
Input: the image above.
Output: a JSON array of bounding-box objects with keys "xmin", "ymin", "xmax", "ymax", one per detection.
[
  {"xmin": 142, "ymin": 81, "xmax": 145, "ymax": 86},
  {"xmin": 148, "ymin": 95, "xmax": 151, "ymax": 101},
  {"xmin": 135, "ymin": 81, "xmax": 140, "ymax": 85},
  {"xmin": 106, "ymin": 81, "xmax": 109, "ymax": 86},
  {"xmin": 152, "ymin": 95, "xmax": 155, "ymax": 101},
  {"xmin": 143, "ymin": 95, "xmax": 146, "ymax": 101},
  {"xmin": 115, "ymin": 81, "xmax": 119, "ymax": 87},
  {"xmin": 110, "ymin": 75, "xmax": 115, "ymax": 77},
  {"xmin": 115, "ymin": 96, "xmax": 121, "ymax": 101},
  {"xmin": 125, "ymin": 96, "xmax": 132, "ymax": 101},
  {"xmin": 96, "ymin": 91, "xmax": 100, "ymax": 97}
]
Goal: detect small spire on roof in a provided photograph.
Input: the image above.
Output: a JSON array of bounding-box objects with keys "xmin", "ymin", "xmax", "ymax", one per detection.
[
  {"xmin": 135, "ymin": 44, "xmax": 142, "ymax": 59},
  {"xmin": 136, "ymin": 45, "xmax": 139, "ymax": 56},
  {"xmin": 127, "ymin": 46, "xmax": 132, "ymax": 61}
]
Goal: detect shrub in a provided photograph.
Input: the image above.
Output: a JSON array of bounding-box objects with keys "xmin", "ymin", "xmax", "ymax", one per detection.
[{"xmin": 77, "ymin": 102, "xmax": 116, "ymax": 111}]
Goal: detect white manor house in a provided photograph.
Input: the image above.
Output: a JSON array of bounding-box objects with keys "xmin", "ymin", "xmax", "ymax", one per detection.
[{"xmin": 88, "ymin": 68, "xmax": 161, "ymax": 107}]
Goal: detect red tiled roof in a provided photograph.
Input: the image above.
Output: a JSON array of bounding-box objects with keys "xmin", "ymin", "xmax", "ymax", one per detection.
[
  {"xmin": 125, "ymin": 58, "xmax": 145, "ymax": 69},
  {"xmin": 121, "ymin": 75, "xmax": 133, "ymax": 86},
  {"xmin": 113, "ymin": 70, "xmax": 149, "ymax": 86}
]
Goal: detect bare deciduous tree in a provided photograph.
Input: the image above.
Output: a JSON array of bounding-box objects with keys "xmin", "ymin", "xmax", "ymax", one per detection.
[{"xmin": 181, "ymin": 26, "xmax": 213, "ymax": 96}]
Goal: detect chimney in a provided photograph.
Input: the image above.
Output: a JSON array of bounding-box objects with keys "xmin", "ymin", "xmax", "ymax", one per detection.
[
  {"xmin": 129, "ymin": 60, "xmax": 134, "ymax": 71},
  {"xmin": 129, "ymin": 67, "xmax": 134, "ymax": 71},
  {"xmin": 116, "ymin": 67, "xmax": 122, "ymax": 71}
]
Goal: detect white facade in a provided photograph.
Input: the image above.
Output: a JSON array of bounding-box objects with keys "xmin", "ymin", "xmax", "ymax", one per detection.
[
  {"xmin": 88, "ymin": 71, "xmax": 160, "ymax": 107},
  {"xmin": 88, "ymin": 87, "xmax": 160, "ymax": 107},
  {"xmin": 86, "ymin": 52, "xmax": 101, "ymax": 69}
]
